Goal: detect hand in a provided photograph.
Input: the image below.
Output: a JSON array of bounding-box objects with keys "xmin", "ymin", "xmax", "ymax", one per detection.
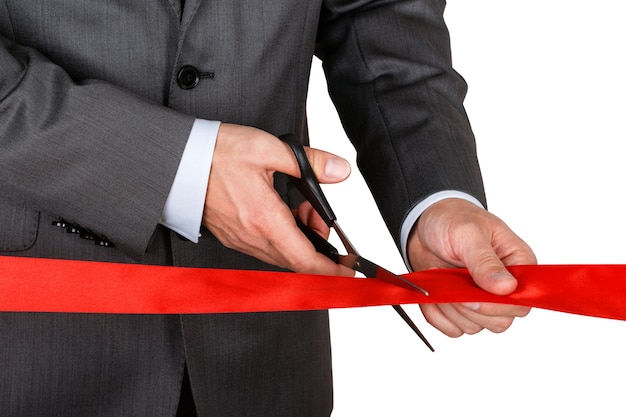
[
  {"xmin": 408, "ymin": 198, "xmax": 537, "ymax": 337},
  {"xmin": 203, "ymin": 123, "xmax": 354, "ymax": 276},
  {"xmin": 292, "ymin": 200, "xmax": 332, "ymax": 240}
]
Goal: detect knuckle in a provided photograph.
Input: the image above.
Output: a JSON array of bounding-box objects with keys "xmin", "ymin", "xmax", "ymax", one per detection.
[
  {"xmin": 451, "ymin": 214, "xmax": 486, "ymax": 237},
  {"xmin": 463, "ymin": 324, "xmax": 484, "ymax": 335},
  {"xmin": 446, "ymin": 329, "xmax": 464, "ymax": 338},
  {"xmin": 239, "ymin": 210, "xmax": 271, "ymax": 237},
  {"xmin": 488, "ymin": 318, "xmax": 514, "ymax": 334},
  {"xmin": 287, "ymin": 249, "xmax": 318, "ymax": 274}
]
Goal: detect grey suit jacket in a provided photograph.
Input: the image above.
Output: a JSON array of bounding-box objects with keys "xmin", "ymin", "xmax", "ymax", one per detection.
[{"xmin": 0, "ymin": 0, "xmax": 486, "ymax": 416}]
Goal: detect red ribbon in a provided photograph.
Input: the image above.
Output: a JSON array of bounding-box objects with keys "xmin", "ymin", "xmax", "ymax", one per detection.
[{"xmin": 1, "ymin": 255, "xmax": 625, "ymax": 320}]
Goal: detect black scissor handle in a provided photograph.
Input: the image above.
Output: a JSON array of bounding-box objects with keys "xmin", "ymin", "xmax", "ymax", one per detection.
[
  {"xmin": 295, "ymin": 218, "xmax": 340, "ymax": 263},
  {"xmin": 280, "ymin": 134, "xmax": 337, "ymax": 227}
]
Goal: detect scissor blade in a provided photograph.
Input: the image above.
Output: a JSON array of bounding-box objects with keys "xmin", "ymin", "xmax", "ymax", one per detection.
[
  {"xmin": 336, "ymin": 254, "xmax": 429, "ymax": 296},
  {"xmin": 392, "ymin": 305, "xmax": 435, "ymax": 352}
]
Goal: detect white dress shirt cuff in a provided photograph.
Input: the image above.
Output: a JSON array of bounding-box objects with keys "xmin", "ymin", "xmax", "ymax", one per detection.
[
  {"xmin": 400, "ymin": 190, "xmax": 485, "ymax": 270},
  {"xmin": 160, "ymin": 119, "xmax": 220, "ymax": 242}
]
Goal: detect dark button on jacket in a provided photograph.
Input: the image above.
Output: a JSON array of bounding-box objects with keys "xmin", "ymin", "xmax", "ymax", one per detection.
[{"xmin": 177, "ymin": 66, "xmax": 200, "ymax": 90}]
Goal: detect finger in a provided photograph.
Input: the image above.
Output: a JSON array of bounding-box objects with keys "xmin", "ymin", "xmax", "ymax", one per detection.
[
  {"xmin": 442, "ymin": 303, "xmax": 487, "ymax": 335},
  {"xmin": 464, "ymin": 214, "xmax": 537, "ymax": 295},
  {"xmin": 264, "ymin": 211, "xmax": 353, "ymax": 276},
  {"xmin": 420, "ymin": 304, "xmax": 466, "ymax": 338},
  {"xmin": 457, "ymin": 227, "xmax": 519, "ymax": 296},
  {"xmin": 255, "ymin": 209, "xmax": 352, "ymax": 276},
  {"xmin": 424, "ymin": 302, "xmax": 528, "ymax": 337},
  {"xmin": 228, "ymin": 213, "xmax": 350, "ymax": 276},
  {"xmin": 274, "ymin": 140, "xmax": 349, "ymax": 177},
  {"xmin": 303, "ymin": 146, "xmax": 351, "ymax": 183},
  {"xmin": 456, "ymin": 302, "xmax": 530, "ymax": 333},
  {"xmin": 459, "ymin": 302, "xmax": 531, "ymax": 319},
  {"xmin": 294, "ymin": 201, "xmax": 330, "ymax": 239},
  {"xmin": 497, "ymin": 232, "xmax": 538, "ymax": 267}
]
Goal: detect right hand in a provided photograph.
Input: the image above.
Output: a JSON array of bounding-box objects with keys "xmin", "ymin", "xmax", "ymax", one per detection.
[{"xmin": 203, "ymin": 123, "xmax": 355, "ymax": 276}]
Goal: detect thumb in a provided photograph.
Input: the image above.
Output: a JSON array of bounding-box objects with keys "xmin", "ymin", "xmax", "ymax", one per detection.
[
  {"xmin": 304, "ymin": 147, "xmax": 351, "ymax": 184},
  {"xmin": 462, "ymin": 236, "xmax": 518, "ymax": 296}
]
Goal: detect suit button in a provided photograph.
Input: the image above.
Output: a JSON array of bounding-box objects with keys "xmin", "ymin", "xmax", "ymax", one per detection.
[{"xmin": 177, "ymin": 65, "xmax": 200, "ymax": 90}]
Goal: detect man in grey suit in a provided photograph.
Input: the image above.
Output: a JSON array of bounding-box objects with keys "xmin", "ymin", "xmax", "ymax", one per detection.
[{"xmin": 0, "ymin": 1, "xmax": 535, "ymax": 416}]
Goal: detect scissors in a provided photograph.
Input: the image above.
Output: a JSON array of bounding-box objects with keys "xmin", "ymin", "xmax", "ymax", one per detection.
[{"xmin": 281, "ymin": 135, "xmax": 434, "ymax": 352}]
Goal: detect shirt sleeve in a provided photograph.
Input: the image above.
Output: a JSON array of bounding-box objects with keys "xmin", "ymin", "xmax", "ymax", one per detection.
[
  {"xmin": 159, "ymin": 119, "xmax": 221, "ymax": 242},
  {"xmin": 400, "ymin": 191, "xmax": 485, "ymax": 270}
]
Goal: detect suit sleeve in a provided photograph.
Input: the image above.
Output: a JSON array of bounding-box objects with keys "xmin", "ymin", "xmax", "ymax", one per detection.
[
  {"xmin": 0, "ymin": 34, "xmax": 195, "ymax": 258},
  {"xmin": 316, "ymin": 0, "xmax": 487, "ymax": 247}
]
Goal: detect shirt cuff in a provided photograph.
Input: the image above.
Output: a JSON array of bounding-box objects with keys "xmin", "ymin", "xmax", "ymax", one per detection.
[
  {"xmin": 400, "ymin": 190, "xmax": 485, "ymax": 270},
  {"xmin": 160, "ymin": 119, "xmax": 220, "ymax": 242}
]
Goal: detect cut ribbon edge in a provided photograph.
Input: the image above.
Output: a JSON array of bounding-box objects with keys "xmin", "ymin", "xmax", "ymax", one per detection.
[{"xmin": 1, "ymin": 256, "xmax": 625, "ymax": 321}]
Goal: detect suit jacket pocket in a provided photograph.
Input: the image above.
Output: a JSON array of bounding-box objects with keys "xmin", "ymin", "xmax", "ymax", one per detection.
[{"xmin": 0, "ymin": 196, "xmax": 39, "ymax": 251}]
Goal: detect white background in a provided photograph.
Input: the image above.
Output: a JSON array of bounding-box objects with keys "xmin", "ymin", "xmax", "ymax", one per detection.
[{"xmin": 307, "ymin": 1, "xmax": 626, "ymax": 416}]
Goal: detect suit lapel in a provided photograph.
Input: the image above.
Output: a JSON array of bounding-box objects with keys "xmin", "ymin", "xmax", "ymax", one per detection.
[
  {"xmin": 166, "ymin": 0, "xmax": 182, "ymax": 21},
  {"xmin": 180, "ymin": 0, "xmax": 201, "ymax": 31}
]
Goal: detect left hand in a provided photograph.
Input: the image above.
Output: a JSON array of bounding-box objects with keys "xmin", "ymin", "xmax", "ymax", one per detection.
[{"xmin": 408, "ymin": 198, "xmax": 537, "ymax": 337}]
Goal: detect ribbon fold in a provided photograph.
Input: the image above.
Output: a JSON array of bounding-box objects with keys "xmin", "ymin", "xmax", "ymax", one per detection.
[{"xmin": 1, "ymin": 256, "xmax": 625, "ymax": 321}]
